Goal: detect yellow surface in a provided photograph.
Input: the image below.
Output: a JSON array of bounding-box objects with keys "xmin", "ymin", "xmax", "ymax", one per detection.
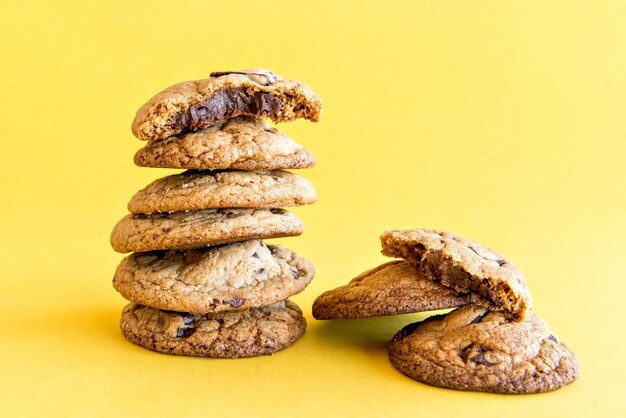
[{"xmin": 1, "ymin": 0, "xmax": 625, "ymax": 416}]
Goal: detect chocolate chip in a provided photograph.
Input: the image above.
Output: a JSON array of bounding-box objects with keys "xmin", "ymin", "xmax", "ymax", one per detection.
[
  {"xmin": 495, "ymin": 259, "xmax": 505, "ymax": 266},
  {"xmin": 460, "ymin": 342, "xmax": 496, "ymax": 365},
  {"xmin": 472, "ymin": 352, "xmax": 498, "ymax": 366},
  {"xmin": 469, "ymin": 309, "xmax": 489, "ymax": 324},
  {"xmin": 459, "ymin": 344, "xmax": 473, "ymax": 363},
  {"xmin": 229, "ymin": 298, "xmax": 244, "ymax": 308},
  {"xmin": 210, "ymin": 71, "xmax": 243, "ymax": 78},
  {"xmin": 221, "ymin": 210, "xmax": 238, "ymax": 218},
  {"xmin": 292, "ymin": 269, "xmax": 301, "ymax": 278},
  {"xmin": 252, "ymin": 252, "xmax": 260, "ymax": 259},
  {"xmin": 176, "ymin": 326, "xmax": 194, "ymax": 338},
  {"xmin": 548, "ymin": 334, "xmax": 559, "ymax": 343},
  {"xmin": 467, "ymin": 245, "xmax": 481, "ymax": 257},
  {"xmin": 257, "ymin": 267, "xmax": 266, "ymax": 274},
  {"xmin": 252, "ymin": 90, "xmax": 273, "ymax": 110},
  {"xmin": 182, "ymin": 315, "xmax": 194, "ymax": 325}
]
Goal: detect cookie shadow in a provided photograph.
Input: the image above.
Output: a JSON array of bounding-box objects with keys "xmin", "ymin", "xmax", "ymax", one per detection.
[{"xmin": 310, "ymin": 313, "xmax": 426, "ymax": 352}]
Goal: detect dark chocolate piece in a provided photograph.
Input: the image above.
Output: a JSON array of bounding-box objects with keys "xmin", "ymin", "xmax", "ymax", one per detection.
[
  {"xmin": 167, "ymin": 88, "xmax": 284, "ymax": 133},
  {"xmin": 176, "ymin": 326, "xmax": 195, "ymax": 338},
  {"xmin": 229, "ymin": 298, "xmax": 244, "ymax": 308}
]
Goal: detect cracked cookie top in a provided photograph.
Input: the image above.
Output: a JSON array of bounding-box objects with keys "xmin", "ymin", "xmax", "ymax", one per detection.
[
  {"xmin": 381, "ymin": 229, "xmax": 532, "ymax": 321},
  {"xmin": 388, "ymin": 305, "xmax": 579, "ymax": 393},
  {"xmin": 112, "ymin": 240, "xmax": 314, "ymax": 313},
  {"xmin": 312, "ymin": 261, "xmax": 476, "ymax": 319},
  {"xmin": 131, "ymin": 69, "xmax": 322, "ymax": 141}
]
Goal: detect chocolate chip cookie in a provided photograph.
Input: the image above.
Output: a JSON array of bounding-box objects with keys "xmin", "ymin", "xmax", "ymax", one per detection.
[
  {"xmin": 388, "ymin": 305, "xmax": 579, "ymax": 393},
  {"xmin": 113, "ymin": 240, "xmax": 314, "ymax": 313},
  {"xmin": 131, "ymin": 69, "xmax": 322, "ymax": 141},
  {"xmin": 133, "ymin": 116, "xmax": 315, "ymax": 170},
  {"xmin": 113, "ymin": 68, "xmax": 321, "ymax": 358},
  {"xmin": 381, "ymin": 229, "xmax": 532, "ymax": 321},
  {"xmin": 127, "ymin": 170, "xmax": 317, "ymax": 214},
  {"xmin": 120, "ymin": 300, "xmax": 306, "ymax": 357},
  {"xmin": 312, "ymin": 261, "xmax": 476, "ymax": 319},
  {"xmin": 110, "ymin": 208, "xmax": 303, "ymax": 253}
]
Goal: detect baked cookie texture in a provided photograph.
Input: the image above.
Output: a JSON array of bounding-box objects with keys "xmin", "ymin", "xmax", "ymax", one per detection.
[
  {"xmin": 133, "ymin": 116, "xmax": 315, "ymax": 170},
  {"xmin": 113, "ymin": 68, "xmax": 320, "ymax": 357},
  {"xmin": 120, "ymin": 300, "xmax": 306, "ymax": 357},
  {"xmin": 380, "ymin": 229, "xmax": 532, "ymax": 321},
  {"xmin": 312, "ymin": 261, "xmax": 476, "ymax": 319},
  {"xmin": 113, "ymin": 240, "xmax": 314, "ymax": 313},
  {"xmin": 131, "ymin": 69, "xmax": 322, "ymax": 141},
  {"xmin": 128, "ymin": 170, "xmax": 317, "ymax": 214},
  {"xmin": 110, "ymin": 208, "xmax": 303, "ymax": 253},
  {"xmin": 388, "ymin": 305, "xmax": 579, "ymax": 393}
]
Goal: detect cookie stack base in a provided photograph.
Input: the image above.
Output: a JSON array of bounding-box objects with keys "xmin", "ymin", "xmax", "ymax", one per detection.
[{"xmin": 121, "ymin": 300, "xmax": 306, "ymax": 358}]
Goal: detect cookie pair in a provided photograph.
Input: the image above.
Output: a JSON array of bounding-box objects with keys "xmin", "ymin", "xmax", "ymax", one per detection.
[
  {"xmin": 111, "ymin": 69, "xmax": 322, "ymax": 358},
  {"xmin": 313, "ymin": 229, "xmax": 579, "ymax": 394}
]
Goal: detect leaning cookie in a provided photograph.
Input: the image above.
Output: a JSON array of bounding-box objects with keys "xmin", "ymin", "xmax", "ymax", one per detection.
[
  {"xmin": 312, "ymin": 261, "xmax": 476, "ymax": 319},
  {"xmin": 381, "ymin": 229, "xmax": 532, "ymax": 321},
  {"xmin": 388, "ymin": 305, "xmax": 579, "ymax": 394},
  {"xmin": 132, "ymin": 68, "xmax": 323, "ymax": 141},
  {"xmin": 111, "ymin": 208, "xmax": 303, "ymax": 253},
  {"xmin": 113, "ymin": 240, "xmax": 314, "ymax": 313},
  {"xmin": 128, "ymin": 170, "xmax": 317, "ymax": 214},
  {"xmin": 134, "ymin": 116, "xmax": 315, "ymax": 170},
  {"xmin": 120, "ymin": 300, "xmax": 306, "ymax": 358}
]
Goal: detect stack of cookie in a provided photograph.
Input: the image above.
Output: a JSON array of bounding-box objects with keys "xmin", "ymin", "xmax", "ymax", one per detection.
[
  {"xmin": 313, "ymin": 229, "xmax": 579, "ymax": 394},
  {"xmin": 111, "ymin": 69, "xmax": 322, "ymax": 358}
]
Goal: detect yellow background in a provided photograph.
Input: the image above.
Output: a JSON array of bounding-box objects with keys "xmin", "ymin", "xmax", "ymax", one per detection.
[{"xmin": 1, "ymin": 1, "xmax": 625, "ymax": 416}]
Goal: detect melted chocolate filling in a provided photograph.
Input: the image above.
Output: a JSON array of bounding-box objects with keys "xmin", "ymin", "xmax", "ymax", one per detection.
[{"xmin": 168, "ymin": 87, "xmax": 284, "ymax": 134}]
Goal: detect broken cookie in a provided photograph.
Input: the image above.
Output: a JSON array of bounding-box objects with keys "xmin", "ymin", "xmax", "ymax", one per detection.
[
  {"xmin": 131, "ymin": 69, "xmax": 322, "ymax": 141},
  {"xmin": 381, "ymin": 229, "xmax": 532, "ymax": 321}
]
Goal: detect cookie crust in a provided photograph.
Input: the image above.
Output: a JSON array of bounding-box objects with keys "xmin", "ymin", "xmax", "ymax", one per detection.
[
  {"xmin": 113, "ymin": 240, "xmax": 314, "ymax": 313},
  {"xmin": 131, "ymin": 69, "xmax": 322, "ymax": 141},
  {"xmin": 388, "ymin": 305, "xmax": 579, "ymax": 393},
  {"xmin": 312, "ymin": 261, "xmax": 475, "ymax": 319},
  {"xmin": 128, "ymin": 170, "xmax": 317, "ymax": 214},
  {"xmin": 120, "ymin": 300, "xmax": 306, "ymax": 358},
  {"xmin": 381, "ymin": 229, "xmax": 532, "ymax": 321},
  {"xmin": 110, "ymin": 208, "xmax": 303, "ymax": 253}
]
